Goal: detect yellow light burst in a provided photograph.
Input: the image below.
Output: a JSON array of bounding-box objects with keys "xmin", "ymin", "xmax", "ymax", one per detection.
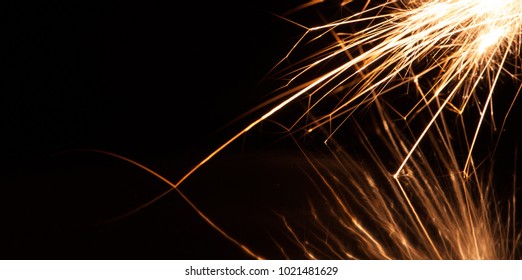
[{"xmin": 270, "ymin": 0, "xmax": 522, "ymax": 177}]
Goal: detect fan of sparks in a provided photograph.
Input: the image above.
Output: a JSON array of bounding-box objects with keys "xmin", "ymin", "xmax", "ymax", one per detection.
[
  {"xmin": 169, "ymin": 0, "xmax": 521, "ymax": 184},
  {"xmin": 264, "ymin": 0, "xmax": 522, "ymax": 177}
]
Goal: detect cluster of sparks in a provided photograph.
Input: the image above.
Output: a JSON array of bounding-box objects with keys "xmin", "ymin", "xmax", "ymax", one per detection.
[
  {"xmin": 102, "ymin": 0, "xmax": 522, "ymax": 259},
  {"xmin": 272, "ymin": 0, "xmax": 522, "ymax": 176}
]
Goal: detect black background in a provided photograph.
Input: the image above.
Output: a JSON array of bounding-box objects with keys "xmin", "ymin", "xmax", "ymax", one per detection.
[
  {"xmin": 3, "ymin": 0, "xmax": 521, "ymax": 260},
  {"xmin": 3, "ymin": 0, "xmax": 335, "ymax": 260}
]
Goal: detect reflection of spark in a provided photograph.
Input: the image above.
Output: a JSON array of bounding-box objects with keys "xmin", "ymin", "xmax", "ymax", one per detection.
[
  {"xmin": 96, "ymin": 0, "xmax": 522, "ymax": 259},
  {"xmin": 281, "ymin": 100, "xmax": 521, "ymax": 259}
]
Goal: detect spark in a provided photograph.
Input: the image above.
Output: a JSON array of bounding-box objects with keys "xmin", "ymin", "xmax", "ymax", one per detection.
[{"xmin": 95, "ymin": 0, "xmax": 522, "ymax": 259}]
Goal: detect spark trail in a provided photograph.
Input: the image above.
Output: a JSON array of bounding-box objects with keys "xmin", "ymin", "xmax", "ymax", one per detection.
[{"xmin": 171, "ymin": 0, "xmax": 522, "ymax": 196}]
